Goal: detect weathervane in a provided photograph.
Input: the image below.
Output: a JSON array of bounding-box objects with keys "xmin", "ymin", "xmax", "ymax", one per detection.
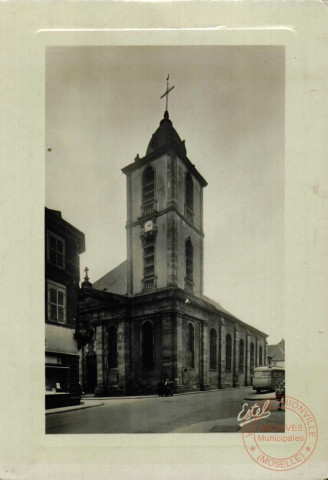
[{"xmin": 160, "ymin": 74, "xmax": 175, "ymax": 112}]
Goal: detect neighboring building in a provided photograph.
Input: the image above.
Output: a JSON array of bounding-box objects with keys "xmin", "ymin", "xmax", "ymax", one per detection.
[
  {"xmin": 45, "ymin": 207, "xmax": 85, "ymax": 409},
  {"xmin": 76, "ymin": 109, "xmax": 268, "ymax": 396},
  {"xmin": 267, "ymin": 339, "xmax": 285, "ymax": 367}
]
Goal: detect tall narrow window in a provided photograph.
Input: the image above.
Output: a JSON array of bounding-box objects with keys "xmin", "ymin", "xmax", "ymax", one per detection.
[
  {"xmin": 142, "ymin": 321, "xmax": 154, "ymax": 369},
  {"xmin": 187, "ymin": 323, "xmax": 195, "ymax": 368},
  {"xmin": 185, "ymin": 238, "xmax": 193, "ymax": 291},
  {"xmin": 142, "ymin": 166, "xmax": 155, "ymax": 205},
  {"xmin": 210, "ymin": 329, "xmax": 217, "ymax": 369},
  {"xmin": 185, "ymin": 172, "xmax": 194, "ymax": 219},
  {"xmin": 250, "ymin": 342, "xmax": 255, "ymax": 372},
  {"xmin": 226, "ymin": 334, "xmax": 232, "ymax": 371},
  {"xmin": 259, "ymin": 346, "xmax": 263, "ymax": 366},
  {"xmin": 239, "ymin": 339, "xmax": 245, "ymax": 372},
  {"xmin": 108, "ymin": 325, "xmax": 117, "ymax": 368}
]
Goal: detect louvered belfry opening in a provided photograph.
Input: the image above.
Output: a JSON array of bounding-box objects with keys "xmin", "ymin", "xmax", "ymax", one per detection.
[{"xmin": 142, "ymin": 166, "xmax": 155, "ymax": 205}]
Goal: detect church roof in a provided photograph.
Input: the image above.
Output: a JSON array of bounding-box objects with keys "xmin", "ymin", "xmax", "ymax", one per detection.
[
  {"xmin": 202, "ymin": 295, "xmax": 238, "ymax": 319},
  {"xmin": 92, "ymin": 260, "xmax": 127, "ymax": 295},
  {"xmin": 267, "ymin": 339, "xmax": 285, "ymax": 361},
  {"xmin": 146, "ymin": 110, "xmax": 187, "ymax": 157},
  {"xmin": 90, "ymin": 263, "xmax": 266, "ymax": 336},
  {"xmin": 203, "ymin": 295, "xmax": 268, "ymax": 337}
]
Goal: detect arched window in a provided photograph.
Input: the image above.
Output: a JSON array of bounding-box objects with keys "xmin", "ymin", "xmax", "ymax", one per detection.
[
  {"xmin": 108, "ymin": 325, "xmax": 117, "ymax": 368},
  {"xmin": 250, "ymin": 342, "xmax": 255, "ymax": 372},
  {"xmin": 142, "ymin": 321, "xmax": 154, "ymax": 369},
  {"xmin": 187, "ymin": 323, "xmax": 195, "ymax": 368},
  {"xmin": 142, "ymin": 166, "xmax": 155, "ymax": 205},
  {"xmin": 226, "ymin": 334, "xmax": 232, "ymax": 371},
  {"xmin": 259, "ymin": 346, "xmax": 263, "ymax": 366},
  {"xmin": 185, "ymin": 172, "xmax": 194, "ymax": 219},
  {"xmin": 210, "ymin": 329, "xmax": 217, "ymax": 370},
  {"xmin": 185, "ymin": 238, "xmax": 193, "ymax": 289},
  {"xmin": 239, "ymin": 338, "xmax": 245, "ymax": 372}
]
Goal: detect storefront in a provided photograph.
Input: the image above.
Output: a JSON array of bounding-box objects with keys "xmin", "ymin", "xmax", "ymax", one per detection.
[{"xmin": 45, "ymin": 324, "xmax": 80, "ymax": 409}]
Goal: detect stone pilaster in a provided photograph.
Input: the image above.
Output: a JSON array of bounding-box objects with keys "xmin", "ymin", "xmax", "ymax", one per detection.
[
  {"xmin": 116, "ymin": 319, "xmax": 131, "ymax": 395},
  {"xmin": 255, "ymin": 335, "xmax": 258, "ymax": 367},
  {"xmin": 79, "ymin": 348, "xmax": 84, "ymax": 391},
  {"xmin": 173, "ymin": 315, "xmax": 184, "ymax": 392},
  {"xmin": 167, "ymin": 154, "xmax": 177, "ymax": 209},
  {"xmin": 162, "ymin": 315, "xmax": 174, "ymax": 379},
  {"xmin": 167, "ymin": 155, "xmax": 178, "ymax": 287},
  {"xmin": 220, "ymin": 318, "xmax": 227, "ymax": 388},
  {"xmin": 167, "ymin": 213, "xmax": 177, "ymax": 287},
  {"xmin": 218, "ymin": 317, "xmax": 222, "ymax": 388},
  {"xmin": 200, "ymin": 187, "xmax": 204, "ymax": 297},
  {"xmin": 200, "ymin": 321, "xmax": 209, "ymax": 390},
  {"xmin": 126, "ymin": 174, "xmax": 133, "ymax": 295},
  {"xmin": 95, "ymin": 324, "xmax": 105, "ymax": 396},
  {"xmin": 245, "ymin": 331, "xmax": 250, "ymax": 386},
  {"xmin": 234, "ymin": 327, "xmax": 240, "ymax": 387}
]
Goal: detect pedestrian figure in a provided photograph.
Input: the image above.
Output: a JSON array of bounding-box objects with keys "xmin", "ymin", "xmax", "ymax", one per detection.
[
  {"xmin": 276, "ymin": 380, "xmax": 285, "ymax": 411},
  {"xmin": 158, "ymin": 379, "xmax": 165, "ymax": 397}
]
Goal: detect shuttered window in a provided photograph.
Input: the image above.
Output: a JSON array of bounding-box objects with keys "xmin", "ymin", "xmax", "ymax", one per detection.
[{"xmin": 47, "ymin": 282, "xmax": 66, "ymax": 324}]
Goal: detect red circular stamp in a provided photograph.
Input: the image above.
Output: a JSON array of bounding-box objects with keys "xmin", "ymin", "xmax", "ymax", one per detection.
[{"xmin": 241, "ymin": 396, "xmax": 318, "ymax": 471}]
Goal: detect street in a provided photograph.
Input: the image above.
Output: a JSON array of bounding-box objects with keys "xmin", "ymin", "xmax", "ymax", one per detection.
[{"xmin": 46, "ymin": 387, "xmax": 284, "ymax": 434}]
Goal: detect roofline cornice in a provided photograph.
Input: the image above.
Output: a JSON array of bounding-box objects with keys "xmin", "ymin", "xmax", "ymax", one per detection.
[{"xmin": 122, "ymin": 144, "xmax": 208, "ymax": 188}]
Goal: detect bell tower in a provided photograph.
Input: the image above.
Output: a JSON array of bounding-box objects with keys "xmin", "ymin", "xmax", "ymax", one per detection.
[{"xmin": 122, "ymin": 106, "xmax": 207, "ymax": 298}]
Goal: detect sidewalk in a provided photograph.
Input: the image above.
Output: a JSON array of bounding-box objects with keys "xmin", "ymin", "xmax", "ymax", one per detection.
[
  {"xmin": 172, "ymin": 409, "xmax": 285, "ymax": 433},
  {"xmin": 46, "ymin": 399, "xmax": 104, "ymax": 416},
  {"xmin": 83, "ymin": 386, "xmax": 247, "ymax": 402},
  {"xmin": 45, "ymin": 387, "xmax": 267, "ymax": 418}
]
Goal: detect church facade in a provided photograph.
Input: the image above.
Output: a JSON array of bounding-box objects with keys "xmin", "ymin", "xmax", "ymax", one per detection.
[{"xmin": 76, "ymin": 109, "xmax": 268, "ymax": 396}]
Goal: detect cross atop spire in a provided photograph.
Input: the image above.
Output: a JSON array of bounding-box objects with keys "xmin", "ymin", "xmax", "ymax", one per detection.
[
  {"xmin": 81, "ymin": 266, "xmax": 92, "ymax": 288},
  {"xmin": 84, "ymin": 266, "xmax": 89, "ymax": 281},
  {"xmin": 160, "ymin": 74, "xmax": 175, "ymax": 113}
]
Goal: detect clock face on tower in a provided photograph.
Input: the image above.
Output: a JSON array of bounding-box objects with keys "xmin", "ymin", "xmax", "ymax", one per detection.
[{"xmin": 144, "ymin": 220, "xmax": 153, "ymax": 233}]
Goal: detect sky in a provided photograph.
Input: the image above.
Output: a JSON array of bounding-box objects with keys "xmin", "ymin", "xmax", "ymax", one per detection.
[{"xmin": 46, "ymin": 46, "xmax": 284, "ymax": 344}]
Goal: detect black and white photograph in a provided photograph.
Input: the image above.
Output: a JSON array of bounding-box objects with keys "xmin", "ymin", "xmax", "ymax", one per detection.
[
  {"xmin": 45, "ymin": 46, "xmax": 285, "ymax": 434},
  {"xmin": 2, "ymin": 1, "xmax": 328, "ymax": 479}
]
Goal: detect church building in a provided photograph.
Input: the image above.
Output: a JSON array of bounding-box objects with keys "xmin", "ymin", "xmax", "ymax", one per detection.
[{"xmin": 76, "ymin": 99, "xmax": 268, "ymax": 396}]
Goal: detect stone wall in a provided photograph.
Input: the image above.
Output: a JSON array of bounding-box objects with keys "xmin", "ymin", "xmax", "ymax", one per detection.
[{"xmin": 79, "ymin": 287, "xmax": 268, "ymax": 396}]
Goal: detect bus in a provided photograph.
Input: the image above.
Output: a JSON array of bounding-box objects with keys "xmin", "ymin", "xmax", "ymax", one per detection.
[{"xmin": 252, "ymin": 366, "xmax": 285, "ymax": 393}]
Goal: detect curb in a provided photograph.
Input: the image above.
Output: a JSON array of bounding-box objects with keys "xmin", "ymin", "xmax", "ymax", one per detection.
[
  {"xmin": 46, "ymin": 401, "xmax": 104, "ymax": 416},
  {"xmin": 244, "ymin": 395, "xmax": 277, "ymax": 401},
  {"xmin": 83, "ymin": 386, "xmax": 249, "ymax": 401}
]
